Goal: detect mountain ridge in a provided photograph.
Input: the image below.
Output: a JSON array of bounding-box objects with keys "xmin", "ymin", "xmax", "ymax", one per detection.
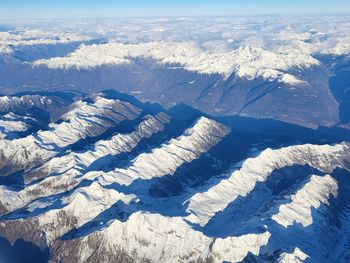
[{"xmin": 0, "ymin": 90, "xmax": 349, "ymax": 262}]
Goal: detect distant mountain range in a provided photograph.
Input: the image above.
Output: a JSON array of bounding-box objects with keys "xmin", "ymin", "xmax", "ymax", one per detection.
[{"xmin": 1, "ymin": 39, "xmax": 349, "ymax": 130}]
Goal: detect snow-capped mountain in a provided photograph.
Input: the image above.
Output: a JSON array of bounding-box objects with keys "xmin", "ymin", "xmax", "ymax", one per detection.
[
  {"xmin": 1, "ymin": 16, "xmax": 349, "ymax": 130},
  {"xmin": 0, "ymin": 90, "xmax": 349, "ymax": 263},
  {"xmin": 0, "ymin": 94, "xmax": 68, "ymax": 113},
  {"xmin": 1, "ymin": 16, "xmax": 350, "ymax": 263},
  {"xmin": 1, "ymin": 36, "xmax": 345, "ymax": 129},
  {"xmin": 33, "ymin": 42, "xmax": 319, "ymax": 85},
  {"xmin": 0, "ymin": 113, "xmax": 38, "ymax": 139},
  {"xmin": 0, "ymin": 94, "xmax": 141, "ymax": 177},
  {"xmin": 0, "ymin": 92, "xmax": 74, "ymax": 139}
]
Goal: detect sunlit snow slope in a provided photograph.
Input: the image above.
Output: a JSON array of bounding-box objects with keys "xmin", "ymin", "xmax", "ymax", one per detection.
[{"xmin": 0, "ymin": 91, "xmax": 349, "ymax": 263}]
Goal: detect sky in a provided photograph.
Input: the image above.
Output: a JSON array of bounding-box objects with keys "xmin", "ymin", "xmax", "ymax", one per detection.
[{"xmin": 0, "ymin": 0, "xmax": 350, "ymax": 19}]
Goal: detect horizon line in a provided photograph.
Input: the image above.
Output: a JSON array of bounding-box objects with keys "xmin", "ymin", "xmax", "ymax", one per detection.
[{"xmin": 1, "ymin": 12, "xmax": 350, "ymax": 22}]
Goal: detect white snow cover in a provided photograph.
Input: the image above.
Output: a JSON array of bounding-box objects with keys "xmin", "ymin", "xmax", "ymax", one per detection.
[
  {"xmin": 40, "ymin": 96, "xmax": 140, "ymax": 148},
  {"xmin": 35, "ymin": 181, "xmax": 137, "ymax": 244},
  {"xmin": 0, "ymin": 96, "xmax": 141, "ymax": 174},
  {"xmin": 186, "ymin": 143, "xmax": 348, "ymax": 226},
  {"xmin": 0, "ymin": 115, "xmax": 254, "ymax": 263},
  {"xmin": 0, "ymin": 113, "xmax": 35, "ymax": 139},
  {"xmin": 0, "ymin": 139, "xmax": 348, "ymax": 262},
  {"xmin": 93, "ymin": 116, "xmax": 230, "ymax": 186},
  {"xmin": 1, "ymin": 16, "xmax": 350, "ymax": 262},
  {"xmin": 1, "ymin": 116, "xmax": 230, "ymax": 234},
  {"xmin": 60, "ymin": 211, "xmax": 271, "ymax": 263},
  {"xmin": 34, "ymin": 112, "xmax": 169, "ymax": 180},
  {"xmin": 0, "ymin": 113, "xmax": 31, "ymax": 132},
  {"xmin": 0, "ymin": 113, "xmax": 170, "ymax": 213},
  {"xmin": 272, "ymin": 174, "xmax": 338, "ymax": 228},
  {"xmin": 278, "ymin": 248, "xmax": 309, "ymax": 263},
  {"xmin": 33, "ymin": 42, "xmax": 319, "ymax": 84},
  {"xmin": 211, "ymin": 232, "xmax": 271, "ymax": 262},
  {"xmin": 0, "ymin": 94, "xmax": 56, "ymax": 112}
]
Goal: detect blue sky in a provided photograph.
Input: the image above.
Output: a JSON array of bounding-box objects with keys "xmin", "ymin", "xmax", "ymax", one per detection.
[{"xmin": 1, "ymin": 0, "xmax": 350, "ymax": 19}]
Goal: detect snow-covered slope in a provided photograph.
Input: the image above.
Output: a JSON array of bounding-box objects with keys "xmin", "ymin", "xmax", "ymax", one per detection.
[
  {"xmin": 1, "ymin": 16, "xmax": 350, "ymax": 262},
  {"xmin": 186, "ymin": 143, "xmax": 348, "ymax": 227},
  {"xmin": 92, "ymin": 116, "xmax": 230, "ymax": 186},
  {"xmin": 278, "ymin": 248, "xmax": 309, "ymax": 263},
  {"xmin": 0, "ymin": 91, "xmax": 349, "ymax": 263},
  {"xmin": 0, "ymin": 95, "xmax": 141, "ymax": 176},
  {"xmin": 1, "ymin": 142, "xmax": 347, "ymax": 263},
  {"xmin": 271, "ymin": 174, "xmax": 338, "ymax": 228},
  {"xmin": 49, "ymin": 212, "xmax": 271, "ymax": 263},
  {"xmin": 0, "ymin": 113, "xmax": 170, "ymax": 214},
  {"xmin": 33, "ymin": 42, "xmax": 319, "ymax": 85},
  {"xmin": 0, "ymin": 113, "xmax": 37, "ymax": 139},
  {"xmin": 0, "ymin": 93, "xmax": 76, "ymax": 139},
  {"xmin": 1, "ymin": 16, "xmax": 349, "ymax": 131},
  {"xmin": 27, "ymin": 41, "xmax": 341, "ymax": 130},
  {"xmin": 0, "ymin": 94, "xmax": 67, "ymax": 113}
]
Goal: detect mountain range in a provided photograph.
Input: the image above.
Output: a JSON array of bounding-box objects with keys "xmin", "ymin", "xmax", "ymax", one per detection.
[
  {"xmin": 0, "ymin": 90, "xmax": 349, "ymax": 262},
  {"xmin": 0, "ymin": 16, "xmax": 350, "ymax": 263}
]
